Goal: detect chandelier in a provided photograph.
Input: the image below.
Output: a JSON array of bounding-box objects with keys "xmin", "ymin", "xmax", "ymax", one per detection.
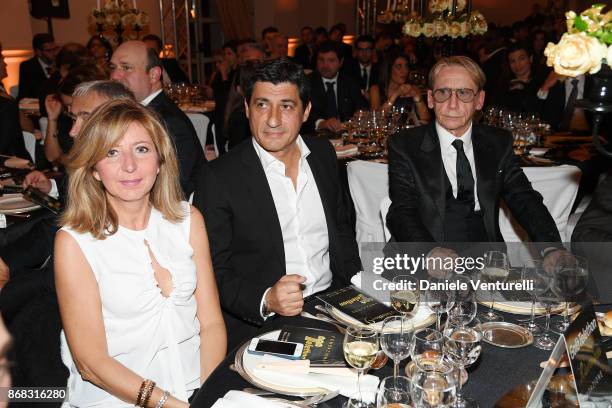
[
  {"xmin": 377, "ymin": 0, "xmax": 488, "ymax": 38},
  {"xmin": 89, "ymin": 0, "xmax": 150, "ymax": 45}
]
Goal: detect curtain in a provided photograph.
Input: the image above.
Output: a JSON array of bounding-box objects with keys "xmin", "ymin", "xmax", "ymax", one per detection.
[{"xmin": 215, "ymin": 0, "xmax": 255, "ymax": 40}]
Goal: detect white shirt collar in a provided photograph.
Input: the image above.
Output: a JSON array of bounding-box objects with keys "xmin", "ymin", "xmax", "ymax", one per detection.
[
  {"xmin": 359, "ymin": 63, "xmax": 371, "ymax": 71},
  {"xmin": 322, "ymin": 73, "xmax": 339, "ymax": 84},
  {"xmin": 252, "ymin": 135, "xmax": 310, "ymax": 171},
  {"xmin": 436, "ymin": 121, "xmax": 473, "ymax": 151},
  {"xmin": 140, "ymin": 89, "xmax": 164, "ymax": 106}
]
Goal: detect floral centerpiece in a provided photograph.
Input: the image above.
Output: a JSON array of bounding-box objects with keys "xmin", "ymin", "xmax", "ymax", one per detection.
[
  {"xmin": 543, "ymin": 4, "xmax": 611, "ymax": 77},
  {"xmin": 401, "ymin": 0, "xmax": 487, "ymax": 39},
  {"xmin": 89, "ymin": 0, "xmax": 149, "ymax": 44}
]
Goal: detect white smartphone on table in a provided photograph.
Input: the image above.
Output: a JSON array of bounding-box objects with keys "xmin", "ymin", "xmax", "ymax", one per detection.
[{"xmin": 247, "ymin": 338, "xmax": 304, "ymax": 360}]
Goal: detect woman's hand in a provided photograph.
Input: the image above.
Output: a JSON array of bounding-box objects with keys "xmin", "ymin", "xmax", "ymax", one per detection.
[{"xmin": 45, "ymin": 94, "xmax": 63, "ymax": 121}]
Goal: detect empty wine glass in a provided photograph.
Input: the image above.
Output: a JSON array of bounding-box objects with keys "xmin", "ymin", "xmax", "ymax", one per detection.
[
  {"xmin": 423, "ymin": 281, "xmax": 456, "ymax": 331},
  {"xmin": 380, "ymin": 316, "xmax": 414, "ymax": 378},
  {"xmin": 447, "ymin": 301, "xmax": 478, "ymax": 326},
  {"xmin": 410, "ymin": 358, "xmax": 456, "ymax": 408},
  {"xmin": 552, "ymin": 254, "xmax": 588, "ymax": 333},
  {"xmin": 344, "ymin": 326, "xmax": 379, "ymax": 407},
  {"xmin": 391, "ymin": 275, "xmax": 420, "ymax": 318},
  {"xmin": 532, "ymin": 268, "xmax": 557, "ymax": 350},
  {"xmin": 412, "ymin": 328, "xmax": 444, "ymax": 366},
  {"xmin": 479, "ymin": 251, "xmax": 509, "ymax": 322},
  {"xmin": 444, "ymin": 317, "xmax": 482, "ymax": 408},
  {"xmin": 377, "ymin": 375, "xmax": 411, "ymax": 408},
  {"xmin": 520, "ymin": 259, "xmax": 544, "ymax": 334}
]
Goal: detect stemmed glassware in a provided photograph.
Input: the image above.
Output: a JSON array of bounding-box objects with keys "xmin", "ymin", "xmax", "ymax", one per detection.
[
  {"xmin": 391, "ymin": 275, "xmax": 420, "ymax": 318},
  {"xmin": 553, "ymin": 254, "xmax": 588, "ymax": 333},
  {"xmin": 443, "ymin": 317, "xmax": 482, "ymax": 408},
  {"xmin": 412, "ymin": 328, "xmax": 444, "ymax": 366},
  {"xmin": 423, "ymin": 282, "xmax": 456, "ymax": 331},
  {"xmin": 532, "ymin": 267, "xmax": 557, "ymax": 350},
  {"xmin": 410, "ymin": 358, "xmax": 457, "ymax": 408},
  {"xmin": 380, "ymin": 316, "xmax": 414, "ymax": 379},
  {"xmin": 343, "ymin": 326, "xmax": 379, "ymax": 408},
  {"xmin": 376, "ymin": 376, "xmax": 411, "ymax": 408},
  {"xmin": 520, "ymin": 259, "xmax": 544, "ymax": 334},
  {"xmin": 447, "ymin": 301, "xmax": 478, "ymax": 326},
  {"xmin": 479, "ymin": 251, "xmax": 509, "ymax": 322}
]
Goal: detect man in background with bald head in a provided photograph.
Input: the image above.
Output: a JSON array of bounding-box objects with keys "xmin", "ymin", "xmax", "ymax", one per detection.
[{"xmin": 110, "ymin": 40, "xmax": 205, "ymax": 196}]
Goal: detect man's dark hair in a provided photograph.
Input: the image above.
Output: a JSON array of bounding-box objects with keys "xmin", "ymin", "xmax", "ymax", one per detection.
[
  {"xmin": 507, "ymin": 41, "xmax": 533, "ymax": 57},
  {"xmin": 314, "ymin": 27, "xmax": 328, "ymax": 37},
  {"xmin": 33, "ymin": 33, "xmax": 54, "ymax": 51},
  {"xmin": 355, "ymin": 35, "xmax": 375, "ymax": 49},
  {"xmin": 244, "ymin": 57, "xmax": 310, "ymax": 109},
  {"xmin": 301, "ymin": 26, "xmax": 313, "ymax": 33},
  {"xmin": 512, "ymin": 21, "xmax": 528, "ymax": 34},
  {"xmin": 222, "ymin": 39, "xmax": 238, "ymax": 53},
  {"xmin": 316, "ymin": 40, "xmax": 342, "ymax": 60},
  {"xmin": 142, "ymin": 34, "xmax": 163, "ymax": 53},
  {"xmin": 329, "ymin": 23, "xmax": 346, "ymax": 36},
  {"xmin": 261, "ymin": 26, "xmax": 279, "ymax": 40},
  {"xmin": 145, "ymin": 47, "xmax": 163, "ymax": 72}
]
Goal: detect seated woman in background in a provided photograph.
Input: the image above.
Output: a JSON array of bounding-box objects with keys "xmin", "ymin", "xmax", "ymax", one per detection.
[
  {"xmin": 55, "ymin": 99, "xmax": 226, "ymax": 407},
  {"xmin": 87, "ymin": 35, "xmax": 113, "ymax": 76},
  {"xmin": 369, "ymin": 52, "xmax": 430, "ymax": 124},
  {"xmin": 496, "ymin": 42, "xmax": 546, "ymax": 113}
]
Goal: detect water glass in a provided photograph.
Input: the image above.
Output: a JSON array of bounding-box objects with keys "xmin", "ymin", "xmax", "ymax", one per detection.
[
  {"xmin": 552, "ymin": 254, "xmax": 588, "ymax": 333},
  {"xmin": 479, "ymin": 251, "xmax": 509, "ymax": 322},
  {"xmin": 410, "ymin": 359, "xmax": 456, "ymax": 408},
  {"xmin": 521, "ymin": 259, "xmax": 544, "ymax": 334},
  {"xmin": 412, "ymin": 328, "xmax": 444, "ymax": 366},
  {"xmin": 380, "ymin": 316, "xmax": 414, "ymax": 378},
  {"xmin": 377, "ymin": 376, "xmax": 411, "ymax": 408}
]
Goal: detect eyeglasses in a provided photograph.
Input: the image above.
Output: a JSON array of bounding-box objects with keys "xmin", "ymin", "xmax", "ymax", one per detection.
[{"xmin": 432, "ymin": 88, "xmax": 478, "ymax": 103}]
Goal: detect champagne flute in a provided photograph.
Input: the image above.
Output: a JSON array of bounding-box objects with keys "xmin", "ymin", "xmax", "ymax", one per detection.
[
  {"xmin": 423, "ymin": 281, "xmax": 456, "ymax": 331},
  {"xmin": 380, "ymin": 316, "xmax": 414, "ymax": 378},
  {"xmin": 410, "ymin": 358, "xmax": 456, "ymax": 408},
  {"xmin": 412, "ymin": 328, "xmax": 444, "ymax": 366},
  {"xmin": 552, "ymin": 254, "xmax": 588, "ymax": 333},
  {"xmin": 377, "ymin": 376, "xmax": 411, "ymax": 408},
  {"xmin": 391, "ymin": 275, "xmax": 420, "ymax": 318},
  {"xmin": 521, "ymin": 259, "xmax": 544, "ymax": 334},
  {"xmin": 344, "ymin": 326, "xmax": 379, "ymax": 407},
  {"xmin": 443, "ymin": 317, "xmax": 482, "ymax": 408},
  {"xmin": 479, "ymin": 251, "xmax": 509, "ymax": 322}
]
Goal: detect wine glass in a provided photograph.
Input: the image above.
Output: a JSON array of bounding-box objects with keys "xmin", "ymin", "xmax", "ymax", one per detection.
[
  {"xmin": 410, "ymin": 358, "xmax": 457, "ymax": 408},
  {"xmin": 391, "ymin": 275, "xmax": 420, "ymax": 318},
  {"xmin": 447, "ymin": 301, "xmax": 478, "ymax": 326},
  {"xmin": 377, "ymin": 376, "xmax": 411, "ymax": 408},
  {"xmin": 380, "ymin": 316, "xmax": 414, "ymax": 378},
  {"xmin": 412, "ymin": 328, "xmax": 444, "ymax": 366},
  {"xmin": 532, "ymin": 267, "xmax": 557, "ymax": 350},
  {"xmin": 344, "ymin": 326, "xmax": 379, "ymax": 407},
  {"xmin": 520, "ymin": 259, "xmax": 544, "ymax": 334},
  {"xmin": 443, "ymin": 317, "xmax": 482, "ymax": 408},
  {"xmin": 479, "ymin": 251, "xmax": 509, "ymax": 322},
  {"xmin": 423, "ymin": 281, "xmax": 456, "ymax": 331},
  {"xmin": 552, "ymin": 254, "xmax": 588, "ymax": 333}
]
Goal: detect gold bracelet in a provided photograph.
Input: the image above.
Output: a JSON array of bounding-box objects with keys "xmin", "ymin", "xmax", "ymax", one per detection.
[
  {"xmin": 142, "ymin": 380, "xmax": 156, "ymax": 408},
  {"xmin": 136, "ymin": 379, "xmax": 155, "ymax": 407}
]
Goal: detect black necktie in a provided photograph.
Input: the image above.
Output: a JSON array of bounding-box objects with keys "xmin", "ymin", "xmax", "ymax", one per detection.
[
  {"xmin": 452, "ymin": 139, "xmax": 475, "ymax": 210},
  {"xmin": 45, "ymin": 66, "xmax": 53, "ymax": 77},
  {"xmin": 361, "ymin": 67, "xmax": 368, "ymax": 90},
  {"xmin": 325, "ymin": 81, "xmax": 339, "ymax": 119},
  {"xmin": 559, "ymin": 79, "xmax": 579, "ymax": 131}
]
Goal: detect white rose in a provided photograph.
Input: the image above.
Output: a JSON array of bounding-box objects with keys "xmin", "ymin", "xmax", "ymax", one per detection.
[
  {"xmin": 456, "ymin": 0, "xmax": 466, "ymax": 12},
  {"xmin": 459, "ymin": 20, "xmax": 469, "ymax": 37},
  {"xmin": 422, "ymin": 23, "xmax": 435, "ymax": 38},
  {"xmin": 607, "ymin": 45, "xmax": 612, "ymax": 67},
  {"xmin": 406, "ymin": 22, "xmax": 422, "ymax": 37},
  {"xmin": 545, "ymin": 32, "xmax": 607, "ymax": 77},
  {"xmin": 448, "ymin": 21, "xmax": 462, "ymax": 38},
  {"xmin": 434, "ymin": 19, "xmax": 446, "ymax": 36}
]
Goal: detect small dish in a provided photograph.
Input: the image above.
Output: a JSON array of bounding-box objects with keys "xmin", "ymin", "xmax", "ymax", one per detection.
[{"xmin": 479, "ymin": 322, "xmax": 533, "ymax": 348}]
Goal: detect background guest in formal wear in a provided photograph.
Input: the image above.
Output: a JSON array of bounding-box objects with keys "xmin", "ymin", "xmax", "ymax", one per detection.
[
  {"xmin": 294, "ymin": 26, "xmax": 316, "ymax": 70},
  {"xmin": 0, "ymin": 51, "xmax": 29, "ymax": 160},
  {"xmin": 328, "ymin": 23, "xmax": 354, "ymax": 65},
  {"xmin": 387, "ymin": 56, "xmax": 561, "ymax": 265},
  {"xmin": 343, "ymin": 35, "xmax": 379, "ymax": 102},
  {"xmin": 260, "ymin": 26, "xmax": 279, "ymax": 56},
  {"xmin": 110, "ymin": 40, "xmax": 205, "ymax": 196},
  {"xmin": 537, "ymin": 70, "xmax": 589, "ymax": 132},
  {"xmin": 210, "ymin": 40, "xmax": 239, "ymax": 155},
  {"xmin": 87, "ymin": 35, "xmax": 113, "ymax": 77},
  {"xmin": 56, "ymin": 99, "xmax": 225, "ymax": 407},
  {"xmin": 306, "ymin": 41, "xmax": 367, "ymax": 132},
  {"xmin": 143, "ymin": 34, "xmax": 190, "ymax": 84},
  {"xmin": 224, "ymin": 61, "xmax": 258, "ymax": 150},
  {"xmin": 268, "ymin": 33, "xmax": 290, "ymax": 60},
  {"xmin": 194, "ymin": 58, "xmax": 361, "ymax": 349},
  {"xmin": 17, "ymin": 33, "xmax": 58, "ymax": 100},
  {"xmin": 369, "ymin": 52, "xmax": 430, "ymax": 124}
]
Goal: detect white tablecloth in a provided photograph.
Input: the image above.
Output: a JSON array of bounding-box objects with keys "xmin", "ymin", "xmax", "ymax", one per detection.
[{"xmin": 347, "ymin": 160, "xmax": 581, "ymax": 246}]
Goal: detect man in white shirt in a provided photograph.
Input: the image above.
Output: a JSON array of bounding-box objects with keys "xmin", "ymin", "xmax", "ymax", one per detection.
[
  {"xmin": 537, "ymin": 71, "xmax": 589, "ymax": 131},
  {"xmin": 194, "ymin": 58, "xmax": 361, "ymax": 348}
]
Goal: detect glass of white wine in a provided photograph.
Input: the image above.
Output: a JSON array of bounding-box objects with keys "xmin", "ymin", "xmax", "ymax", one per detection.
[
  {"xmin": 344, "ymin": 326, "xmax": 379, "ymax": 408},
  {"xmin": 479, "ymin": 251, "xmax": 508, "ymax": 322},
  {"xmin": 391, "ymin": 275, "xmax": 420, "ymax": 318}
]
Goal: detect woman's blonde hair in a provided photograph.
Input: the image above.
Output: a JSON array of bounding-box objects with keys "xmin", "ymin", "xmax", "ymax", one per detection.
[
  {"xmin": 428, "ymin": 56, "xmax": 486, "ymax": 91},
  {"xmin": 61, "ymin": 99, "xmax": 184, "ymax": 239}
]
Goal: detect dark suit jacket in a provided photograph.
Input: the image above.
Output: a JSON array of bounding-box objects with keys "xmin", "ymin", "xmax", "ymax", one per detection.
[
  {"xmin": 294, "ymin": 43, "xmax": 315, "ymax": 70},
  {"xmin": 306, "ymin": 71, "xmax": 368, "ymax": 131},
  {"xmin": 17, "ymin": 57, "xmax": 48, "ymax": 100},
  {"xmin": 482, "ymin": 48, "xmax": 510, "ymax": 105},
  {"xmin": 386, "ymin": 123, "xmax": 561, "ymax": 243},
  {"xmin": 194, "ymin": 136, "xmax": 361, "ymax": 346},
  {"xmin": 162, "ymin": 58, "xmax": 190, "ymax": 84},
  {"xmin": 147, "ymin": 91, "xmax": 205, "ymax": 196},
  {"xmin": 342, "ymin": 61, "xmax": 380, "ymax": 91},
  {"xmin": 0, "ymin": 96, "xmax": 30, "ymax": 160}
]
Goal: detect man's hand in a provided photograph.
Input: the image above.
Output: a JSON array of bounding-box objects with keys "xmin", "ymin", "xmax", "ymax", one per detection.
[
  {"xmin": 426, "ymin": 247, "xmax": 459, "ymax": 279},
  {"xmin": 265, "ymin": 274, "xmax": 306, "ymax": 316},
  {"xmin": 318, "ymin": 118, "xmax": 344, "ymax": 132},
  {"xmin": 45, "ymin": 94, "xmax": 63, "ymax": 121},
  {"xmin": 540, "ymin": 71, "xmax": 560, "ymax": 93},
  {"xmin": 23, "ymin": 170, "xmax": 52, "ymax": 194}
]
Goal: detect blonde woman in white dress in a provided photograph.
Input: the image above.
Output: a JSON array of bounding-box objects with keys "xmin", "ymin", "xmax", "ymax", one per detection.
[{"xmin": 55, "ymin": 99, "xmax": 226, "ymax": 407}]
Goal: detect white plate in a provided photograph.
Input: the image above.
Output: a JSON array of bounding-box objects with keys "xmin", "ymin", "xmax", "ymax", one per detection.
[
  {"xmin": 327, "ymin": 305, "xmax": 436, "ymax": 332},
  {"xmin": 0, "ymin": 194, "xmax": 40, "ymax": 214}
]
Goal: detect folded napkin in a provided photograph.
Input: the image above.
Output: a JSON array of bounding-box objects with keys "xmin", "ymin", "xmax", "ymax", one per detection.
[
  {"xmin": 211, "ymin": 390, "xmax": 288, "ymax": 408},
  {"xmin": 529, "ymin": 147, "xmax": 549, "ymax": 156},
  {"xmin": 253, "ymin": 354, "xmax": 379, "ymax": 398},
  {"xmin": 335, "ymin": 144, "xmax": 359, "ymax": 157}
]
